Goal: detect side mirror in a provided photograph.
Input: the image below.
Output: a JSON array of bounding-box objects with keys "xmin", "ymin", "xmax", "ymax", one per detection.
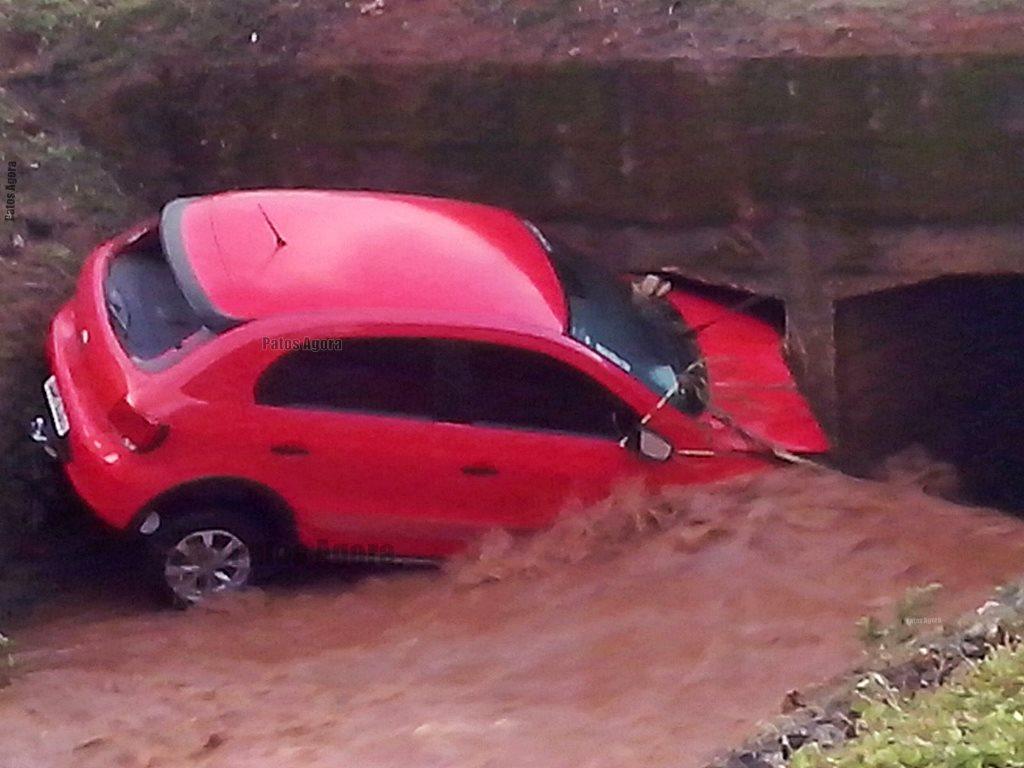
[{"xmin": 637, "ymin": 428, "xmax": 674, "ymax": 462}]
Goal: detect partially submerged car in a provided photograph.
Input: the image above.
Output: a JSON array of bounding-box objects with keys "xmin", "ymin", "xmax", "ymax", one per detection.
[{"xmin": 31, "ymin": 190, "xmax": 827, "ymax": 604}]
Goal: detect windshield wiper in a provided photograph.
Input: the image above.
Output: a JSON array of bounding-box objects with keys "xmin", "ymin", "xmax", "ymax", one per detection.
[{"xmin": 106, "ymin": 290, "xmax": 131, "ymax": 331}]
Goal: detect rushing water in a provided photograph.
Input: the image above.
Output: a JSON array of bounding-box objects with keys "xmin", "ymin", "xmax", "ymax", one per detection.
[{"xmin": 3, "ymin": 464, "xmax": 1024, "ymax": 768}]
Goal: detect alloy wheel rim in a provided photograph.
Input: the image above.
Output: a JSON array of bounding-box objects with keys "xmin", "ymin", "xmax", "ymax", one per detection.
[{"xmin": 164, "ymin": 528, "xmax": 252, "ymax": 603}]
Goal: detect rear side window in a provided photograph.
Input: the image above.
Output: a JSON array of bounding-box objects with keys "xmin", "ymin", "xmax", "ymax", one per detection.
[
  {"xmin": 255, "ymin": 338, "xmax": 436, "ymax": 419},
  {"xmin": 104, "ymin": 228, "xmax": 206, "ymax": 363},
  {"xmin": 443, "ymin": 343, "xmax": 637, "ymax": 440}
]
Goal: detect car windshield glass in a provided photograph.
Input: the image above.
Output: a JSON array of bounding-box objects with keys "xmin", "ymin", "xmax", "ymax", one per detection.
[
  {"xmin": 533, "ymin": 229, "xmax": 706, "ymax": 415},
  {"xmin": 104, "ymin": 228, "xmax": 208, "ymax": 364}
]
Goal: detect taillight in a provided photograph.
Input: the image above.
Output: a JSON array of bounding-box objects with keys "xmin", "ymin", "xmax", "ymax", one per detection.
[{"xmin": 108, "ymin": 397, "xmax": 169, "ymax": 453}]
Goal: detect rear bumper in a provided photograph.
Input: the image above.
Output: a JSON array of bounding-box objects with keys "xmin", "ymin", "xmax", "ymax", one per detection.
[
  {"xmin": 41, "ymin": 306, "xmax": 150, "ymax": 531},
  {"xmin": 30, "ymin": 398, "xmax": 145, "ymax": 531}
]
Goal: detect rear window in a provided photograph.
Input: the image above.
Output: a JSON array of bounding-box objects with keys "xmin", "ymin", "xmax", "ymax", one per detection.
[{"xmin": 104, "ymin": 228, "xmax": 209, "ymax": 364}]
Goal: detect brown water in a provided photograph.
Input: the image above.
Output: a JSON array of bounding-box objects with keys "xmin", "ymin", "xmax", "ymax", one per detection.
[{"xmin": 3, "ymin": 465, "xmax": 1024, "ymax": 768}]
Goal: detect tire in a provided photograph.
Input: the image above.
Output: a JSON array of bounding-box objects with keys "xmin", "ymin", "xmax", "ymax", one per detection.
[{"xmin": 146, "ymin": 508, "xmax": 269, "ymax": 607}]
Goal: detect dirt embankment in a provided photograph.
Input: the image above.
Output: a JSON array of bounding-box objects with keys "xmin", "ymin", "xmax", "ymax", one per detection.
[
  {"xmin": 5, "ymin": 0, "xmax": 1024, "ymax": 77},
  {"xmin": 3, "ymin": 467, "xmax": 1024, "ymax": 768},
  {"xmin": 0, "ymin": 83, "xmax": 142, "ymax": 620}
]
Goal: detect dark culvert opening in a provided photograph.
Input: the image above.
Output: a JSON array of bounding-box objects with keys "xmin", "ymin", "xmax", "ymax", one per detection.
[{"xmin": 836, "ymin": 276, "xmax": 1024, "ymax": 511}]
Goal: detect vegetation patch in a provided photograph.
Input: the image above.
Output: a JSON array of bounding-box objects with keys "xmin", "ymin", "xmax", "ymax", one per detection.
[
  {"xmin": 793, "ymin": 644, "xmax": 1024, "ymax": 767},
  {"xmin": 0, "ymin": 0, "xmax": 152, "ymax": 43},
  {"xmin": 856, "ymin": 582, "xmax": 945, "ymax": 657},
  {"xmin": 0, "ymin": 0, "xmax": 283, "ymax": 67},
  {"xmin": 3, "ymin": 0, "xmax": 1024, "ymax": 86},
  {"xmin": 0, "ymin": 84, "xmax": 140, "ymax": 625},
  {"xmin": 709, "ymin": 582, "xmax": 1024, "ymax": 768}
]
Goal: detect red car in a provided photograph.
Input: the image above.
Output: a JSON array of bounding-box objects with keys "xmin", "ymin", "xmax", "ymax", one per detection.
[{"xmin": 31, "ymin": 190, "xmax": 826, "ymax": 604}]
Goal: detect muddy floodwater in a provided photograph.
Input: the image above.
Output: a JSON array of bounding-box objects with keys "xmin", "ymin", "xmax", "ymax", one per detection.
[{"xmin": 3, "ymin": 466, "xmax": 1024, "ymax": 768}]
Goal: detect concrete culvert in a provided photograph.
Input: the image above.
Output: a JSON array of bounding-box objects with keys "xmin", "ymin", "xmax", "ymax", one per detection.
[{"xmin": 835, "ymin": 275, "xmax": 1024, "ymax": 511}]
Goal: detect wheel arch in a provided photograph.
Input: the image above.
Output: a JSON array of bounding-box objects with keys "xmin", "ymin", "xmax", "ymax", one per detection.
[{"xmin": 133, "ymin": 476, "xmax": 298, "ymax": 545}]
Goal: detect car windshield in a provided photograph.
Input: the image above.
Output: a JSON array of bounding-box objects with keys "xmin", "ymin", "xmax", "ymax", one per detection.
[{"xmin": 529, "ymin": 225, "xmax": 707, "ymax": 416}]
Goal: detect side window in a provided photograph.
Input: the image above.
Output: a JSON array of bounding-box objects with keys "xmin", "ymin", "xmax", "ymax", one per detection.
[
  {"xmin": 255, "ymin": 338, "xmax": 436, "ymax": 419},
  {"xmin": 449, "ymin": 343, "xmax": 638, "ymax": 439}
]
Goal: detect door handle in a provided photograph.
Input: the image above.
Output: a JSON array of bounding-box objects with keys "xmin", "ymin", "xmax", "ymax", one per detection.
[
  {"xmin": 270, "ymin": 443, "xmax": 310, "ymax": 457},
  {"xmin": 461, "ymin": 464, "xmax": 499, "ymax": 477}
]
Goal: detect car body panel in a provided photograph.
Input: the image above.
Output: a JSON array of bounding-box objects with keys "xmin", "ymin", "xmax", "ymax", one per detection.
[
  {"xmin": 167, "ymin": 190, "xmax": 568, "ymax": 334},
  {"xmin": 668, "ymin": 291, "xmax": 830, "ymax": 454}
]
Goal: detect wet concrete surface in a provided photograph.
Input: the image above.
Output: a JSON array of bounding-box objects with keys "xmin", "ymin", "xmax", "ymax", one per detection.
[{"xmin": 3, "ymin": 466, "xmax": 1024, "ymax": 768}]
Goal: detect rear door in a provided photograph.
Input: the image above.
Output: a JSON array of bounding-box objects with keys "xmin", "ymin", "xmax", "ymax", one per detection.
[
  {"xmin": 433, "ymin": 340, "xmax": 646, "ymax": 533},
  {"xmin": 249, "ymin": 337, "xmax": 475, "ymax": 556}
]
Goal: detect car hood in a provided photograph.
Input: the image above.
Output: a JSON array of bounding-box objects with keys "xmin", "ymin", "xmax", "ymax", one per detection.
[{"xmin": 665, "ymin": 290, "xmax": 829, "ymax": 455}]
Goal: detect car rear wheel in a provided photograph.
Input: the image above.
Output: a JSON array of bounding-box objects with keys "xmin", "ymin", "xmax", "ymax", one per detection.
[{"xmin": 148, "ymin": 510, "xmax": 268, "ymax": 607}]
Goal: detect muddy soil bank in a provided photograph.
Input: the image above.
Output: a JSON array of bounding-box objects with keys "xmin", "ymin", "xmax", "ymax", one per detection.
[
  {"xmin": 0, "ymin": 84, "xmax": 142, "ymax": 619},
  {"xmin": 6, "ymin": 0, "xmax": 1024, "ymax": 75},
  {"xmin": 4, "ymin": 467, "xmax": 1024, "ymax": 768}
]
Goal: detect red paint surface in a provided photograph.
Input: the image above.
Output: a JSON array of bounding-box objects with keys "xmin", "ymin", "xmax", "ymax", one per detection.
[
  {"xmin": 178, "ymin": 190, "xmax": 568, "ymax": 334},
  {"xmin": 668, "ymin": 291, "xmax": 830, "ymax": 454}
]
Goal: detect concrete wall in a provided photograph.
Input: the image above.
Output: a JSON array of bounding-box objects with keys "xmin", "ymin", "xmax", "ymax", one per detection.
[{"xmin": 60, "ymin": 56, "xmax": 1024, "ymax": 227}]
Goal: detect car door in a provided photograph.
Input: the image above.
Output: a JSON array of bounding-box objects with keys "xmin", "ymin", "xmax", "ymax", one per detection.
[
  {"xmin": 432, "ymin": 339, "xmax": 648, "ymax": 533},
  {"xmin": 247, "ymin": 336, "xmax": 477, "ymax": 557}
]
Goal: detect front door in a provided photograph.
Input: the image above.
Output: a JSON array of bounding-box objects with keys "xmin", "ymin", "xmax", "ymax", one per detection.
[{"xmin": 433, "ymin": 340, "xmax": 647, "ymax": 534}]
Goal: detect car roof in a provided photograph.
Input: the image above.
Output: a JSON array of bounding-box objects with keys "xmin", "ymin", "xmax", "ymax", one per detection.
[{"xmin": 160, "ymin": 189, "xmax": 569, "ymax": 336}]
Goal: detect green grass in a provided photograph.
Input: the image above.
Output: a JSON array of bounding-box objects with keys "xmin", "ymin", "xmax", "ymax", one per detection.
[
  {"xmin": 0, "ymin": 0, "xmax": 273, "ymax": 60},
  {"xmin": 856, "ymin": 583, "xmax": 946, "ymax": 656},
  {"xmin": 0, "ymin": 0, "xmax": 152, "ymax": 41},
  {"xmin": 792, "ymin": 644, "xmax": 1024, "ymax": 768}
]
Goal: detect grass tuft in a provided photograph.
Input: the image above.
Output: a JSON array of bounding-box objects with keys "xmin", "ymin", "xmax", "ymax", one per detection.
[
  {"xmin": 857, "ymin": 583, "xmax": 945, "ymax": 656},
  {"xmin": 793, "ymin": 644, "xmax": 1024, "ymax": 768}
]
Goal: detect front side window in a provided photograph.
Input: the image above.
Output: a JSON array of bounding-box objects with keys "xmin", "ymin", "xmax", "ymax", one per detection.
[
  {"xmin": 255, "ymin": 338, "xmax": 436, "ymax": 419},
  {"xmin": 441, "ymin": 342, "xmax": 638, "ymax": 440}
]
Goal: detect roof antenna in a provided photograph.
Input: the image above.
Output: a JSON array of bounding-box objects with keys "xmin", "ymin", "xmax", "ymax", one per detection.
[{"xmin": 257, "ymin": 203, "xmax": 287, "ymax": 249}]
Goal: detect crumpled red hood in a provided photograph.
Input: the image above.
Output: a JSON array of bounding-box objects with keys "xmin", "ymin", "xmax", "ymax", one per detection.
[{"xmin": 666, "ymin": 290, "xmax": 829, "ymax": 455}]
